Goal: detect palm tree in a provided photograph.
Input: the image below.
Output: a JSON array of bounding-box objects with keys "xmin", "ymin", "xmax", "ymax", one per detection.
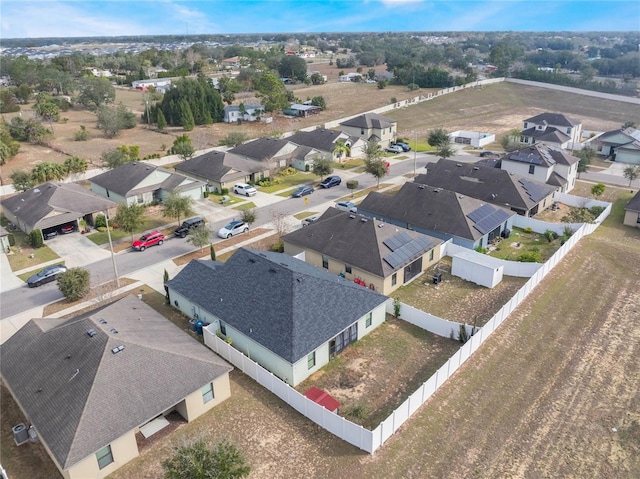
[{"xmin": 333, "ymin": 140, "xmax": 350, "ymax": 163}]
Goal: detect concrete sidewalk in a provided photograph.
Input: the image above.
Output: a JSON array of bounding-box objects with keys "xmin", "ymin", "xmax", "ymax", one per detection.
[{"xmin": 0, "ymin": 253, "xmax": 25, "ymax": 292}]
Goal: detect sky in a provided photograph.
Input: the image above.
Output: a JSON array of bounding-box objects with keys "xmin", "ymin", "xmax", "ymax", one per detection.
[{"xmin": 0, "ymin": 0, "xmax": 639, "ymax": 39}]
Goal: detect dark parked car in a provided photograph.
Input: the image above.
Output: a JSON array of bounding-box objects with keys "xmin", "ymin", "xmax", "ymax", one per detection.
[
  {"xmin": 43, "ymin": 229, "xmax": 58, "ymax": 240},
  {"xmin": 394, "ymin": 142, "xmax": 411, "ymax": 151},
  {"xmin": 132, "ymin": 230, "xmax": 165, "ymax": 251},
  {"xmin": 292, "ymin": 185, "xmax": 314, "ymax": 197},
  {"xmin": 319, "ymin": 175, "xmax": 341, "ymax": 188},
  {"xmin": 27, "ymin": 264, "xmax": 67, "ymax": 288},
  {"xmin": 174, "ymin": 217, "xmax": 205, "ymax": 238}
]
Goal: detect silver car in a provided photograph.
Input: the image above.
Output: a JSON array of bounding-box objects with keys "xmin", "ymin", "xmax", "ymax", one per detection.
[{"xmin": 27, "ymin": 264, "xmax": 67, "ymax": 288}]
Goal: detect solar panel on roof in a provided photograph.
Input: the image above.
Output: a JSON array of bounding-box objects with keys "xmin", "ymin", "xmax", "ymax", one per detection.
[
  {"xmin": 468, "ymin": 203, "xmax": 511, "ymax": 234},
  {"xmin": 519, "ymin": 179, "xmax": 551, "ymax": 202},
  {"xmin": 467, "ymin": 203, "xmax": 494, "ymax": 223},
  {"xmin": 383, "ymin": 236, "xmax": 433, "ymax": 269},
  {"xmin": 383, "ymin": 231, "xmax": 413, "ymax": 252}
]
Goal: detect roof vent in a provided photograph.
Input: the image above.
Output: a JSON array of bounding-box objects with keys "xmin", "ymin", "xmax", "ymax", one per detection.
[
  {"xmin": 98, "ymin": 318, "xmax": 107, "ymax": 324},
  {"xmin": 34, "ymin": 188, "xmax": 40, "ymax": 193},
  {"xmin": 473, "ymin": 167, "xmax": 479, "ymax": 170},
  {"xmin": 418, "ymin": 185, "xmax": 425, "ymax": 189},
  {"xmin": 433, "ymin": 189, "xmax": 439, "ymax": 193},
  {"xmin": 108, "ymin": 327, "xmax": 118, "ymax": 334},
  {"xmin": 349, "ymin": 215, "xmax": 355, "ymax": 219},
  {"xmin": 459, "ymin": 195, "xmax": 465, "ymax": 199},
  {"xmin": 378, "ymin": 223, "xmax": 384, "ymax": 228},
  {"xmin": 87, "ymin": 329, "xmax": 97, "ymax": 337},
  {"xmin": 111, "ymin": 345, "xmax": 125, "ymax": 355},
  {"xmin": 269, "ymin": 267, "xmax": 277, "ymax": 273},
  {"xmin": 248, "ymin": 258, "xmax": 256, "ymax": 263},
  {"xmin": 360, "ymin": 218, "xmax": 367, "ymax": 223},
  {"xmin": 456, "ymin": 163, "xmax": 462, "ymax": 167},
  {"xmin": 491, "ymin": 193, "xmax": 497, "ymax": 199}
]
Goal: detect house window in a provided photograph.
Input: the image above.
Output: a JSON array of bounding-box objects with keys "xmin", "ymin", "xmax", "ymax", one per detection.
[
  {"xmin": 391, "ymin": 273, "xmax": 397, "ymax": 286},
  {"xmin": 345, "ymin": 264, "xmax": 352, "ymax": 274},
  {"xmin": 307, "ymin": 351, "xmax": 316, "ymax": 369},
  {"xmin": 566, "ymin": 127, "xmax": 571, "ymax": 134},
  {"xmin": 137, "ymin": 194, "xmax": 144, "ymax": 204},
  {"xmin": 528, "ymin": 165, "xmax": 535, "ymax": 175},
  {"xmin": 523, "ymin": 122, "xmax": 528, "ymax": 128},
  {"xmin": 429, "ymin": 249, "xmax": 434, "ymax": 261},
  {"xmin": 365, "ymin": 312, "xmax": 372, "ymax": 328},
  {"xmin": 322, "ymin": 255, "xmax": 329, "ymax": 269},
  {"xmin": 637, "ymin": 215, "xmax": 640, "ymax": 224},
  {"xmin": 96, "ymin": 445, "xmax": 114, "ymax": 470},
  {"xmin": 219, "ymin": 321, "xmax": 226, "ymax": 336},
  {"xmin": 360, "ymin": 128, "xmax": 364, "ymax": 135},
  {"xmin": 201, "ymin": 382, "xmax": 214, "ymax": 403}
]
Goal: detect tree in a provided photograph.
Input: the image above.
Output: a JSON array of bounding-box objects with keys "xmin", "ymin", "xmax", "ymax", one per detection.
[
  {"xmin": 436, "ymin": 143, "xmax": 455, "ymax": 160},
  {"xmin": 219, "ymin": 132, "xmax": 249, "ymax": 147},
  {"xmin": 77, "ymin": 76, "xmax": 115, "ymax": 110},
  {"xmin": 622, "ymin": 121, "xmax": 636, "ymax": 129},
  {"xmin": 312, "ymin": 156, "xmax": 333, "ymax": 179},
  {"xmin": 0, "ymin": 90, "xmax": 20, "ymax": 113},
  {"xmin": 332, "ymin": 140, "xmax": 350, "ymax": 163},
  {"xmin": 96, "ymin": 103, "xmax": 137, "ymax": 138},
  {"xmin": 210, "ymin": 244, "xmax": 216, "ymax": 261},
  {"xmin": 114, "ymin": 203, "xmax": 145, "ymax": 242},
  {"xmin": 311, "ymin": 96, "xmax": 326, "ymax": 110},
  {"xmin": 170, "ymin": 134, "xmax": 195, "ymax": 161},
  {"xmin": 623, "ymin": 165, "xmax": 640, "ymax": 187},
  {"xmin": 163, "ymin": 191, "xmax": 194, "ymax": 226},
  {"xmin": 10, "ymin": 170, "xmax": 34, "ymax": 192},
  {"xmin": 162, "ymin": 439, "xmax": 250, "ymax": 479},
  {"xmin": 591, "ymin": 182, "xmax": 606, "ymax": 199},
  {"xmin": 427, "ymin": 128, "xmax": 450, "ymax": 150},
  {"xmin": 363, "ymin": 139, "xmax": 387, "ymax": 188},
  {"xmin": 101, "ymin": 145, "xmax": 139, "ymax": 169},
  {"xmin": 240, "ymin": 208, "xmax": 257, "ymax": 226},
  {"xmin": 157, "ymin": 109, "xmax": 167, "ymax": 130},
  {"xmin": 31, "ymin": 162, "xmax": 66, "ymax": 183},
  {"xmin": 0, "ymin": 124, "xmax": 21, "ymax": 164},
  {"xmin": 64, "ymin": 156, "xmax": 88, "ymax": 177},
  {"xmin": 309, "ymin": 72, "xmax": 325, "ymax": 85},
  {"xmin": 187, "ymin": 225, "xmax": 212, "ymax": 252},
  {"xmin": 574, "ymin": 147, "xmax": 594, "ymax": 178},
  {"xmin": 8, "ymin": 117, "xmax": 51, "ymax": 145},
  {"xmin": 57, "ymin": 267, "xmax": 91, "ymax": 302},
  {"xmin": 180, "ymin": 100, "xmax": 195, "ymax": 131},
  {"xmin": 34, "ymin": 93, "xmax": 59, "ymax": 132},
  {"xmin": 278, "ymin": 55, "xmax": 308, "ymax": 82}
]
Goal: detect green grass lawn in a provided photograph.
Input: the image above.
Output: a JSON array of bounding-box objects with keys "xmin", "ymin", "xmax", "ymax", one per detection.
[
  {"xmin": 0, "ymin": 216, "xmax": 61, "ymax": 271},
  {"xmin": 333, "ymin": 158, "xmax": 364, "ymax": 170},
  {"xmin": 258, "ymin": 172, "xmax": 317, "ymax": 193},
  {"xmin": 208, "ymin": 194, "xmax": 243, "ymax": 207},
  {"xmin": 232, "ymin": 202, "xmax": 256, "ymax": 211},
  {"xmin": 294, "ymin": 211, "xmax": 318, "ymax": 220},
  {"xmin": 86, "ymin": 218, "xmax": 168, "ymax": 246},
  {"xmin": 487, "ymin": 226, "xmax": 562, "ymax": 262}
]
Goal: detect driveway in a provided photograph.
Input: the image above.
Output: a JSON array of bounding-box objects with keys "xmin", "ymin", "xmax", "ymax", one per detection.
[{"xmin": 45, "ymin": 232, "xmax": 111, "ymax": 268}]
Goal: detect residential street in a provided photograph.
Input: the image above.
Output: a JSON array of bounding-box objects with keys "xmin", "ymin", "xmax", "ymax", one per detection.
[{"xmin": 1, "ymin": 150, "xmax": 637, "ymax": 321}]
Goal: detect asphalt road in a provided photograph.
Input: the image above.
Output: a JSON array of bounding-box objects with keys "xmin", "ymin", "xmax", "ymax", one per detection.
[{"xmin": 2, "ymin": 151, "xmax": 635, "ymax": 319}]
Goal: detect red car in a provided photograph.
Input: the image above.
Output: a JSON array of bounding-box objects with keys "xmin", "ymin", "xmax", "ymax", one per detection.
[{"xmin": 132, "ymin": 230, "xmax": 165, "ymax": 251}]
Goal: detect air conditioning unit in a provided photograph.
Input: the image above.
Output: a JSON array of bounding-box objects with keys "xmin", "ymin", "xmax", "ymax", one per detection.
[{"xmin": 12, "ymin": 423, "xmax": 29, "ymax": 445}]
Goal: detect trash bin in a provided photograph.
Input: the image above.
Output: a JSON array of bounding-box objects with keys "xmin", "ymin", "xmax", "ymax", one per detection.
[
  {"xmin": 432, "ymin": 273, "xmax": 442, "ymax": 284},
  {"xmin": 196, "ymin": 321, "xmax": 204, "ymax": 335}
]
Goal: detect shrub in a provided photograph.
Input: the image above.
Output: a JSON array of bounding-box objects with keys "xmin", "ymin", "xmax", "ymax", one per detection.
[
  {"xmin": 95, "ymin": 214, "xmax": 107, "ymax": 229},
  {"xmin": 257, "ymin": 178, "xmax": 271, "ymax": 187},
  {"xmin": 142, "ymin": 153, "xmax": 161, "ymax": 160},
  {"xmin": 73, "ymin": 125, "xmax": 91, "ymax": 141},
  {"xmin": 220, "ymin": 188, "xmax": 229, "ymax": 196},
  {"xmin": 543, "ymin": 229, "xmax": 558, "ymax": 242},
  {"xmin": 57, "ymin": 267, "xmax": 91, "ymax": 301},
  {"xmin": 271, "ymin": 241, "xmax": 284, "ymax": 253},
  {"xmin": 517, "ymin": 251, "xmax": 543, "ymax": 263},
  {"xmin": 590, "ymin": 205, "xmax": 606, "ymax": 218},
  {"xmin": 8, "ymin": 234, "xmax": 15, "ymax": 247},
  {"xmin": 96, "ymin": 226, "xmax": 107, "ymax": 232},
  {"xmin": 389, "ymin": 97, "xmax": 398, "ymax": 103},
  {"xmin": 203, "ymin": 190, "xmax": 209, "ymax": 198},
  {"xmin": 346, "ymin": 404, "xmax": 368, "ymax": 420},
  {"xmin": 279, "ymin": 166, "xmax": 298, "ymax": 176},
  {"xmin": 523, "ymin": 227, "xmax": 533, "ymax": 234},
  {"xmin": 29, "ymin": 229, "xmax": 44, "ymax": 248}
]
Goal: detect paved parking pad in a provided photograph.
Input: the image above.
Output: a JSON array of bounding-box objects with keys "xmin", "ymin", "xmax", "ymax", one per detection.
[{"xmin": 45, "ymin": 232, "xmax": 111, "ymax": 268}]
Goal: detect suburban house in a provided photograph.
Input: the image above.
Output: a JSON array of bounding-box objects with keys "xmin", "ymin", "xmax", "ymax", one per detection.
[
  {"xmin": 90, "ymin": 162, "xmax": 205, "ymax": 206},
  {"xmin": 358, "ymin": 182, "xmax": 516, "ymax": 250},
  {"xmin": 283, "ymin": 103, "xmax": 322, "ymax": 118},
  {"xmin": 623, "ymin": 190, "xmax": 640, "ymax": 228},
  {"xmin": 229, "ymin": 137, "xmax": 323, "ymax": 172},
  {"xmin": 131, "ymin": 78, "xmax": 172, "ymax": 93},
  {"xmin": 339, "ymin": 113, "xmax": 397, "ymax": 148},
  {"xmin": 589, "ymin": 127, "xmax": 640, "ymax": 164},
  {"xmin": 166, "ymin": 248, "xmax": 388, "ymax": 387},
  {"xmin": 1, "ymin": 182, "xmax": 117, "ymax": 236},
  {"xmin": 0, "ymin": 295, "xmax": 233, "ymax": 479},
  {"xmin": 339, "ymin": 72, "xmax": 363, "ymax": 82},
  {"xmin": 222, "ymin": 102, "xmax": 265, "ymax": 123},
  {"xmin": 418, "ymin": 159, "xmax": 557, "ymax": 217},
  {"xmin": 519, "ymin": 112, "xmax": 583, "ymax": 149},
  {"xmin": 497, "ymin": 144, "xmax": 579, "ymax": 193},
  {"xmin": 282, "ymin": 208, "xmax": 444, "ymax": 295},
  {"xmin": 449, "ymin": 130, "xmax": 495, "ymax": 148},
  {"xmin": 284, "ymin": 128, "xmax": 366, "ymax": 161}
]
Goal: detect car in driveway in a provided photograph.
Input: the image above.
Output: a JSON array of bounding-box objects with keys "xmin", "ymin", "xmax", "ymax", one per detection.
[
  {"xmin": 27, "ymin": 264, "xmax": 67, "ymax": 288},
  {"xmin": 336, "ymin": 201, "xmax": 357, "ymax": 213},
  {"xmin": 43, "ymin": 229, "xmax": 58, "ymax": 240},
  {"xmin": 60, "ymin": 222, "xmax": 76, "ymax": 234},
  {"xmin": 218, "ymin": 220, "xmax": 249, "ymax": 239},
  {"xmin": 233, "ymin": 183, "xmax": 257, "ymax": 197},
  {"xmin": 394, "ymin": 142, "xmax": 411, "ymax": 152},
  {"xmin": 132, "ymin": 230, "xmax": 165, "ymax": 251},
  {"xmin": 174, "ymin": 216, "xmax": 205, "ymax": 238},
  {"xmin": 301, "ymin": 215, "xmax": 319, "ymax": 226},
  {"xmin": 292, "ymin": 185, "xmax": 314, "ymax": 197},
  {"xmin": 385, "ymin": 145, "xmax": 404, "ymax": 154},
  {"xmin": 319, "ymin": 175, "xmax": 341, "ymax": 188}
]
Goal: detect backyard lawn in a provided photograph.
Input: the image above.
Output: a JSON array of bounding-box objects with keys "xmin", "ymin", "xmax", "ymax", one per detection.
[
  {"xmin": 486, "ymin": 226, "xmax": 564, "ymax": 262},
  {"xmin": 295, "ymin": 315, "xmax": 460, "ymax": 429}
]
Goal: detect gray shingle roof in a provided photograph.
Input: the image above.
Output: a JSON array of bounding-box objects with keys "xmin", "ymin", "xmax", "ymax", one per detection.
[
  {"xmin": 504, "ymin": 144, "xmax": 578, "ymax": 168},
  {"xmin": 521, "ymin": 126, "xmax": 570, "ymax": 144},
  {"xmin": 626, "ymin": 190, "xmax": 640, "ymax": 213},
  {"xmin": 286, "ymin": 129, "xmax": 346, "ymax": 152},
  {"xmin": 0, "ymin": 295, "xmax": 232, "ymax": 470},
  {"xmin": 419, "ymin": 159, "xmax": 556, "ymax": 213},
  {"xmin": 167, "ymin": 248, "xmax": 387, "ymax": 364},
  {"xmin": 90, "ymin": 162, "xmax": 161, "ymax": 197},
  {"xmin": 282, "ymin": 208, "xmax": 442, "ymax": 277},
  {"xmin": 524, "ymin": 112, "xmax": 580, "ymax": 127},
  {"xmin": 339, "ymin": 112, "xmax": 396, "ymax": 130},
  {"xmin": 174, "ymin": 150, "xmax": 266, "ymax": 183},
  {"xmin": 229, "ymin": 137, "xmax": 292, "ymax": 161},
  {"xmin": 358, "ymin": 182, "xmax": 515, "ymax": 241},
  {"xmin": 1, "ymin": 182, "xmax": 117, "ymax": 231}
]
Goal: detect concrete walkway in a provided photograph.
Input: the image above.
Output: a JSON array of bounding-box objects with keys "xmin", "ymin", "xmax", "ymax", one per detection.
[{"xmin": 0, "ymin": 253, "xmax": 25, "ymax": 292}]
